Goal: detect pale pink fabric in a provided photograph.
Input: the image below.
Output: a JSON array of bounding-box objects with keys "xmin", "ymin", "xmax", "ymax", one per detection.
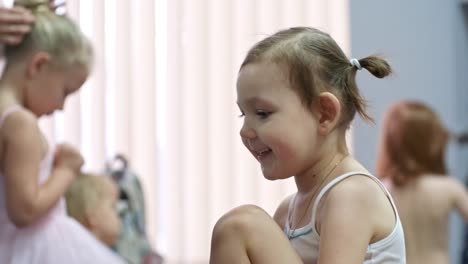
[{"xmin": 0, "ymin": 106, "xmax": 125, "ymax": 264}]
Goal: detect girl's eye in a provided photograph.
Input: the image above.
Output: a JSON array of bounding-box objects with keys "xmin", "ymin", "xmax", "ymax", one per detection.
[
  {"xmin": 238, "ymin": 112, "xmax": 245, "ymax": 118},
  {"xmin": 256, "ymin": 110, "xmax": 271, "ymax": 119}
]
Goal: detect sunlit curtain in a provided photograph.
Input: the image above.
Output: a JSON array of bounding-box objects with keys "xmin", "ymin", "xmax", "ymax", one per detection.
[{"xmin": 38, "ymin": 0, "xmax": 349, "ymax": 262}]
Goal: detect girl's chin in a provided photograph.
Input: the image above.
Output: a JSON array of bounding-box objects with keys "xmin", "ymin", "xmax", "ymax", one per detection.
[{"xmin": 261, "ymin": 169, "xmax": 289, "ymax": 181}]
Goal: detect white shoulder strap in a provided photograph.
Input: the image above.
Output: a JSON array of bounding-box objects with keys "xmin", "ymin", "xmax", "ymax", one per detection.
[{"xmin": 310, "ymin": 171, "xmax": 399, "ymax": 230}]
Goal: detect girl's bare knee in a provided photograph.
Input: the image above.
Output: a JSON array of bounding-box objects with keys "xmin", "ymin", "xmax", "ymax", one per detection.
[
  {"xmin": 212, "ymin": 205, "xmax": 270, "ymax": 240},
  {"xmin": 227, "ymin": 204, "xmax": 268, "ymax": 219}
]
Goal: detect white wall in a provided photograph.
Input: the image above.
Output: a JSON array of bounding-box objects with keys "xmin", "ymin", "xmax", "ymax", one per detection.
[{"xmin": 350, "ymin": 1, "xmax": 468, "ymax": 263}]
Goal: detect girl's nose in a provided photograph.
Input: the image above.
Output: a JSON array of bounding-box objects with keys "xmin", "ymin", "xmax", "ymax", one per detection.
[{"xmin": 239, "ymin": 121, "xmax": 256, "ymax": 139}]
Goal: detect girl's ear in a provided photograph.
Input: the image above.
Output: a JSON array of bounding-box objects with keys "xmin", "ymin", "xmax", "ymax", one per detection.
[
  {"xmin": 315, "ymin": 92, "xmax": 341, "ymax": 135},
  {"xmin": 26, "ymin": 51, "xmax": 51, "ymax": 79}
]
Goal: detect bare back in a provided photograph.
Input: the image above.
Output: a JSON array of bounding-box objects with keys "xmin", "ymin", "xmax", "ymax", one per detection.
[{"xmin": 387, "ymin": 175, "xmax": 468, "ymax": 264}]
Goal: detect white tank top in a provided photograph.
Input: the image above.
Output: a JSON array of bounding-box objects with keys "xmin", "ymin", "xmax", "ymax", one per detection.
[{"xmin": 284, "ymin": 172, "xmax": 406, "ymax": 264}]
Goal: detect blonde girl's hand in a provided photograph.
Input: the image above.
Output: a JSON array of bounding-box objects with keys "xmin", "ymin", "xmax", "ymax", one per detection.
[
  {"xmin": 54, "ymin": 143, "xmax": 84, "ymax": 174},
  {"xmin": 0, "ymin": 6, "xmax": 34, "ymax": 45},
  {"xmin": 3, "ymin": 0, "xmax": 66, "ymax": 45}
]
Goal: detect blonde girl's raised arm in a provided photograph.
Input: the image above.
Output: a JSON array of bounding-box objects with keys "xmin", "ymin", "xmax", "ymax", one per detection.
[{"xmin": 2, "ymin": 110, "xmax": 74, "ymax": 227}]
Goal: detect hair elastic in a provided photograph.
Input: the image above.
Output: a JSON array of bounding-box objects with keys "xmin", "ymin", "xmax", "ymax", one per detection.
[{"xmin": 350, "ymin": 58, "xmax": 362, "ymax": 70}]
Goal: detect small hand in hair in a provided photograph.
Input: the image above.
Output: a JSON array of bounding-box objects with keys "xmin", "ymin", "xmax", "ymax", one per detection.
[
  {"xmin": 0, "ymin": 6, "xmax": 34, "ymax": 45},
  {"xmin": 54, "ymin": 143, "xmax": 84, "ymax": 174},
  {"xmin": 0, "ymin": 0, "xmax": 66, "ymax": 45}
]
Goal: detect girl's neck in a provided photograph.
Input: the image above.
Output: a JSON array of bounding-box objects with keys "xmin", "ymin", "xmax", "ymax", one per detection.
[
  {"xmin": 294, "ymin": 152, "xmax": 346, "ymax": 194},
  {"xmin": 294, "ymin": 131, "xmax": 349, "ymax": 194},
  {"xmin": 0, "ymin": 67, "xmax": 25, "ymax": 107}
]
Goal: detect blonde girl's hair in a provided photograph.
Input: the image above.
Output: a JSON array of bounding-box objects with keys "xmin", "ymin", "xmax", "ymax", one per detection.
[{"xmin": 5, "ymin": 0, "xmax": 93, "ymax": 71}]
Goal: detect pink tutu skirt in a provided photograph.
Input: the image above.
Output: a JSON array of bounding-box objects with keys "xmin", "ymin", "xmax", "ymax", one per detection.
[{"xmin": 0, "ymin": 199, "xmax": 126, "ymax": 264}]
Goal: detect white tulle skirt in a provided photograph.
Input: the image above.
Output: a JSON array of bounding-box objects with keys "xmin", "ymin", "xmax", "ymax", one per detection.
[{"xmin": 0, "ymin": 200, "xmax": 125, "ymax": 264}]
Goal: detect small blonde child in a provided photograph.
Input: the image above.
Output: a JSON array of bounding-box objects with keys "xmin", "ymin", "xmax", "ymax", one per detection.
[
  {"xmin": 0, "ymin": 0, "xmax": 124, "ymax": 262},
  {"xmin": 66, "ymin": 173, "xmax": 122, "ymax": 247}
]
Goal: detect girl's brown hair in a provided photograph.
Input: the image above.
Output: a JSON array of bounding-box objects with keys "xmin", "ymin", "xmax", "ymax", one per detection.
[
  {"xmin": 376, "ymin": 101, "xmax": 449, "ymax": 186},
  {"xmin": 240, "ymin": 27, "xmax": 391, "ymax": 125}
]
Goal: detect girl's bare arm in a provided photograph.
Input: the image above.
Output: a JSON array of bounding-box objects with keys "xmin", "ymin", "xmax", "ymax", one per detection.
[{"xmin": 2, "ymin": 111, "xmax": 75, "ymax": 227}]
